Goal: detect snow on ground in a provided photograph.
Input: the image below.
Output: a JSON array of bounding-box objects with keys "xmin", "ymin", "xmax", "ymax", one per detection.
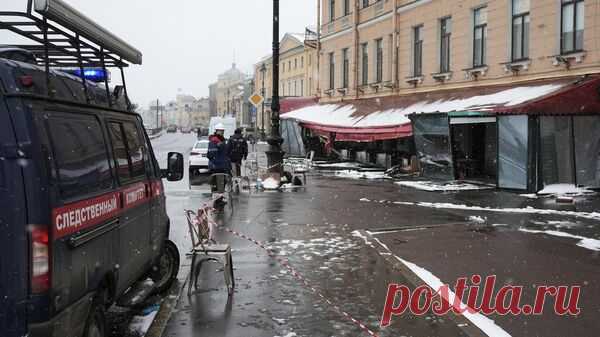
[
  {"xmin": 396, "ymin": 180, "xmax": 494, "ymax": 192},
  {"xmin": 128, "ymin": 305, "xmax": 159, "ymax": 336},
  {"xmin": 360, "ymin": 199, "xmax": 600, "ymax": 221},
  {"xmin": 332, "ymin": 170, "xmax": 389, "ymax": 180},
  {"xmin": 537, "ymin": 184, "xmax": 596, "ymax": 196},
  {"xmin": 262, "ymin": 177, "xmax": 280, "ymax": 190},
  {"xmin": 269, "ymin": 236, "xmax": 359, "ymax": 257},
  {"xmin": 519, "ymin": 228, "xmax": 600, "ymax": 251},
  {"xmin": 468, "ymin": 216, "xmax": 487, "ymax": 224},
  {"xmin": 314, "ymin": 161, "xmax": 366, "ymax": 169}
]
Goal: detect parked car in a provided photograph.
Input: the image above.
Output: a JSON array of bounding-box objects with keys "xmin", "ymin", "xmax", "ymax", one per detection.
[
  {"xmin": 0, "ymin": 55, "xmax": 184, "ymax": 337},
  {"xmin": 180, "ymin": 126, "xmax": 192, "ymax": 134},
  {"xmin": 166, "ymin": 124, "xmax": 178, "ymax": 133},
  {"xmin": 189, "ymin": 138, "xmax": 209, "ymax": 185}
]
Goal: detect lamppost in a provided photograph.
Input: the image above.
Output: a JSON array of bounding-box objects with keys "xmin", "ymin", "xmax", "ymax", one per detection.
[
  {"xmin": 260, "ymin": 63, "xmax": 266, "ymax": 140},
  {"xmin": 266, "ymin": 0, "xmax": 284, "ymax": 174}
]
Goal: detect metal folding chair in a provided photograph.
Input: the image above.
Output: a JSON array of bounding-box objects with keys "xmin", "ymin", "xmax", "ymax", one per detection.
[{"xmin": 184, "ymin": 207, "xmax": 234, "ymax": 296}]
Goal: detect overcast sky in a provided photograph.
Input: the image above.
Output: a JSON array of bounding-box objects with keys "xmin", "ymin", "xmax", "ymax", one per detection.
[{"xmin": 3, "ymin": 0, "xmax": 316, "ymax": 108}]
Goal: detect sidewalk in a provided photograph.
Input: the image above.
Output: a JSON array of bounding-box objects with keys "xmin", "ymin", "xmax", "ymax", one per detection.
[{"xmin": 161, "ymin": 172, "xmax": 600, "ymax": 337}]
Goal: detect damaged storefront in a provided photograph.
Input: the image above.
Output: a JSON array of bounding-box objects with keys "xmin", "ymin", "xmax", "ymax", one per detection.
[
  {"xmin": 411, "ymin": 76, "xmax": 600, "ymax": 192},
  {"xmin": 280, "ymin": 98, "xmax": 414, "ymax": 169}
]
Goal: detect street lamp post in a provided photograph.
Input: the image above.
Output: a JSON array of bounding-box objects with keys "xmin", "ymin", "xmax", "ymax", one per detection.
[
  {"xmin": 266, "ymin": 0, "xmax": 284, "ymax": 174},
  {"xmin": 260, "ymin": 63, "xmax": 266, "ymax": 140}
]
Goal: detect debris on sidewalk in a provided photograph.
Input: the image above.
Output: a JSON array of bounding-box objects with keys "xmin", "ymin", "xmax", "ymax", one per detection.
[
  {"xmin": 396, "ymin": 180, "xmax": 494, "ymax": 192},
  {"xmin": 128, "ymin": 303, "xmax": 161, "ymax": 337}
]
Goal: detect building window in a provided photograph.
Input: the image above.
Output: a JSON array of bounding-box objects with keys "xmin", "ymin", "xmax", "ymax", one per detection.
[
  {"xmin": 473, "ymin": 7, "xmax": 487, "ymax": 67},
  {"xmin": 512, "ymin": 0, "xmax": 530, "ymax": 61},
  {"xmin": 440, "ymin": 17, "xmax": 451, "ymax": 73},
  {"xmin": 362, "ymin": 0, "xmax": 369, "ymax": 8},
  {"xmin": 342, "ymin": 48, "xmax": 349, "ymax": 88},
  {"xmin": 361, "ymin": 43, "xmax": 369, "ymax": 85},
  {"xmin": 561, "ymin": 0, "xmax": 584, "ymax": 54},
  {"xmin": 301, "ymin": 56, "xmax": 304, "ymax": 68},
  {"xmin": 375, "ymin": 39, "xmax": 383, "ymax": 83},
  {"xmin": 413, "ymin": 26, "xmax": 423, "ymax": 76},
  {"xmin": 329, "ymin": 52, "xmax": 335, "ymax": 90},
  {"xmin": 294, "ymin": 80, "xmax": 297, "ymax": 96},
  {"xmin": 288, "ymin": 60, "xmax": 291, "ymax": 70},
  {"xmin": 344, "ymin": 0, "xmax": 351, "ymax": 16},
  {"xmin": 295, "ymin": 58, "xmax": 297, "ymax": 69},
  {"xmin": 330, "ymin": 0, "xmax": 336, "ymax": 21},
  {"xmin": 301, "ymin": 79, "xmax": 304, "ymax": 96}
]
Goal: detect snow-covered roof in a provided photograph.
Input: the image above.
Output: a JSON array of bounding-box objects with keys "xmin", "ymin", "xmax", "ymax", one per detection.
[
  {"xmin": 281, "ymin": 82, "xmax": 569, "ymax": 129},
  {"xmin": 288, "ymin": 33, "xmax": 305, "ymax": 42}
]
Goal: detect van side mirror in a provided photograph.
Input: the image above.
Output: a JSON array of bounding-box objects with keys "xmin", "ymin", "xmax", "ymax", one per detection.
[{"xmin": 161, "ymin": 152, "xmax": 184, "ymax": 181}]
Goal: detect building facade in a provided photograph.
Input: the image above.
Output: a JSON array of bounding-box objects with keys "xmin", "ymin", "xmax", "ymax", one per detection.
[
  {"xmin": 215, "ymin": 63, "xmax": 247, "ymax": 117},
  {"xmin": 254, "ymin": 32, "xmax": 319, "ymax": 136},
  {"xmin": 319, "ymin": 0, "xmax": 599, "ymax": 100},
  {"xmin": 313, "ymin": 0, "xmax": 600, "ymax": 191}
]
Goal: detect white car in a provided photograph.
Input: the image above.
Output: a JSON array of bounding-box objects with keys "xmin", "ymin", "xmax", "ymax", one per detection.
[{"xmin": 189, "ymin": 139, "xmax": 210, "ymax": 176}]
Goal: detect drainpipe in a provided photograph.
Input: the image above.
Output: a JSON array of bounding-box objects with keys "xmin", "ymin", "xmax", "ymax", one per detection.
[
  {"xmin": 353, "ymin": 0, "xmax": 360, "ymax": 99},
  {"xmin": 316, "ymin": 0, "xmax": 321, "ymax": 98},
  {"xmin": 393, "ymin": 0, "xmax": 400, "ymax": 92}
]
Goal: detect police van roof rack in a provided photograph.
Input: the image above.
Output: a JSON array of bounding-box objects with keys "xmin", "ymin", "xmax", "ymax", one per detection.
[{"xmin": 0, "ymin": 0, "xmax": 143, "ymax": 110}]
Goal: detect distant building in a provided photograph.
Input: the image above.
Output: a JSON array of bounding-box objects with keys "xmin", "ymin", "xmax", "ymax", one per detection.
[
  {"xmin": 208, "ymin": 82, "xmax": 218, "ymax": 117},
  {"xmin": 254, "ymin": 31, "xmax": 318, "ymax": 135},
  {"xmin": 215, "ymin": 63, "xmax": 246, "ymax": 117}
]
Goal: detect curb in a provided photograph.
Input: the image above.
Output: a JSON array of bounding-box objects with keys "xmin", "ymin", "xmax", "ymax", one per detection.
[{"xmin": 144, "ymin": 265, "xmax": 190, "ymax": 337}]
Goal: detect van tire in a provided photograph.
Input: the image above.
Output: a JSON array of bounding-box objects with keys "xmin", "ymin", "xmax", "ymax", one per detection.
[
  {"xmin": 150, "ymin": 240, "xmax": 180, "ymax": 294},
  {"xmin": 83, "ymin": 300, "xmax": 106, "ymax": 337}
]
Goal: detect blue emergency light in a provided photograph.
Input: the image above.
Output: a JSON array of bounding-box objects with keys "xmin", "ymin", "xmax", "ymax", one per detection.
[{"xmin": 63, "ymin": 68, "xmax": 110, "ymax": 83}]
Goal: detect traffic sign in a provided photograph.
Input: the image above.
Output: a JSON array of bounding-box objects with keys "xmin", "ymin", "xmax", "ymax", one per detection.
[{"xmin": 248, "ymin": 93, "xmax": 264, "ymax": 107}]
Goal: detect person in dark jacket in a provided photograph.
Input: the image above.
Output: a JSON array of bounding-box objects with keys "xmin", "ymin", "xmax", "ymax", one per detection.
[
  {"xmin": 228, "ymin": 128, "xmax": 248, "ymax": 177},
  {"xmin": 207, "ymin": 124, "xmax": 230, "ymax": 173}
]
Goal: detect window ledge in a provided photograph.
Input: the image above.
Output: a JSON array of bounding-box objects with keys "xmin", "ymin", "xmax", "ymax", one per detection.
[
  {"xmin": 382, "ymin": 81, "xmax": 395, "ymax": 89},
  {"xmin": 405, "ymin": 75, "xmax": 424, "ymax": 85},
  {"xmin": 369, "ymin": 82, "xmax": 383, "ymax": 91},
  {"xmin": 463, "ymin": 66, "xmax": 488, "ymax": 79},
  {"xmin": 336, "ymin": 88, "xmax": 348, "ymax": 95},
  {"xmin": 431, "ymin": 71, "xmax": 452, "ymax": 82},
  {"xmin": 324, "ymin": 89, "xmax": 334, "ymax": 96},
  {"xmin": 501, "ymin": 59, "xmax": 531, "ymax": 73},
  {"xmin": 551, "ymin": 51, "xmax": 586, "ymax": 67}
]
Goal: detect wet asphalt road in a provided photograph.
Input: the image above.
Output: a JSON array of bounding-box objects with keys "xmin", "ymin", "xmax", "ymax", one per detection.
[{"xmin": 148, "ymin": 133, "xmax": 599, "ymax": 337}]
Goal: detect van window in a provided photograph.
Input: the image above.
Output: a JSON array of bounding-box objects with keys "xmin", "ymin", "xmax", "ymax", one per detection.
[
  {"xmin": 107, "ymin": 121, "xmax": 147, "ymax": 183},
  {"xmin": 108, "ymin": 122, "xmax": 131, "ymax": 183},
  {"xmin": 122, "ymin": 122, "xmax": 146, "ymax": 179},
  {"xmin": 47, "ymin": 115, "xmax": 113, "ymax": 199}
]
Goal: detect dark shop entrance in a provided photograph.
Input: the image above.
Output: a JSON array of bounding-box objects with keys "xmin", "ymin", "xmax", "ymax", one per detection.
[{"xmin": 450, "ymin": 116, "xmax": 497, "ymax": 184}]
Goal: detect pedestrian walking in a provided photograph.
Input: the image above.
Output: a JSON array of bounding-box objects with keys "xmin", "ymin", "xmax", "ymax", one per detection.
[
  {"xmin": 228, "ymin": 128, "xmax": 248, "ymax": 177},
  {"xmin": 207, "ymin": 124, "xmax": 231, "ymax": 195}
]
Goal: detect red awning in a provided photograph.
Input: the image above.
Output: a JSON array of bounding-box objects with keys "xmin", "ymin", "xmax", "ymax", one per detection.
[
  {"xmin": 494, "ymin": 75, "xmax": 600, "ymax": 115},
  {"xmin": 281, "ymin": 76, "xmax": 600, "ymax": 142},
  {"xmin": 302, "ymin": 122, "xmax": 412, "ymax": 142},
  {"xmin": 280, "ymin": 97, "xmax": 319, "ymax": 113}
]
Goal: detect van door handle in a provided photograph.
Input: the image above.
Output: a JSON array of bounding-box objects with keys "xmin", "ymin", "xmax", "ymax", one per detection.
[{"xmin": 68, "ymin": 218, "xmax": 120, "ymax": 248}]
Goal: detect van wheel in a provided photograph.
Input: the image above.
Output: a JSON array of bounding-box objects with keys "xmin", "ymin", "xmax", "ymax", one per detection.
[
  {"xmin": 150, "ymin": 240, "xmax": 180, "ymax": 294},
  {"xmin": 83, "ymin": 301, "xmax": 106, "ymax": 337}
]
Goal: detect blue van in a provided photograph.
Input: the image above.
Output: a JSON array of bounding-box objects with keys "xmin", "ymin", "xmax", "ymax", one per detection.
[{"xmin": 0, "ymin": 2, "xmax": 184, "ymax": 336}]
